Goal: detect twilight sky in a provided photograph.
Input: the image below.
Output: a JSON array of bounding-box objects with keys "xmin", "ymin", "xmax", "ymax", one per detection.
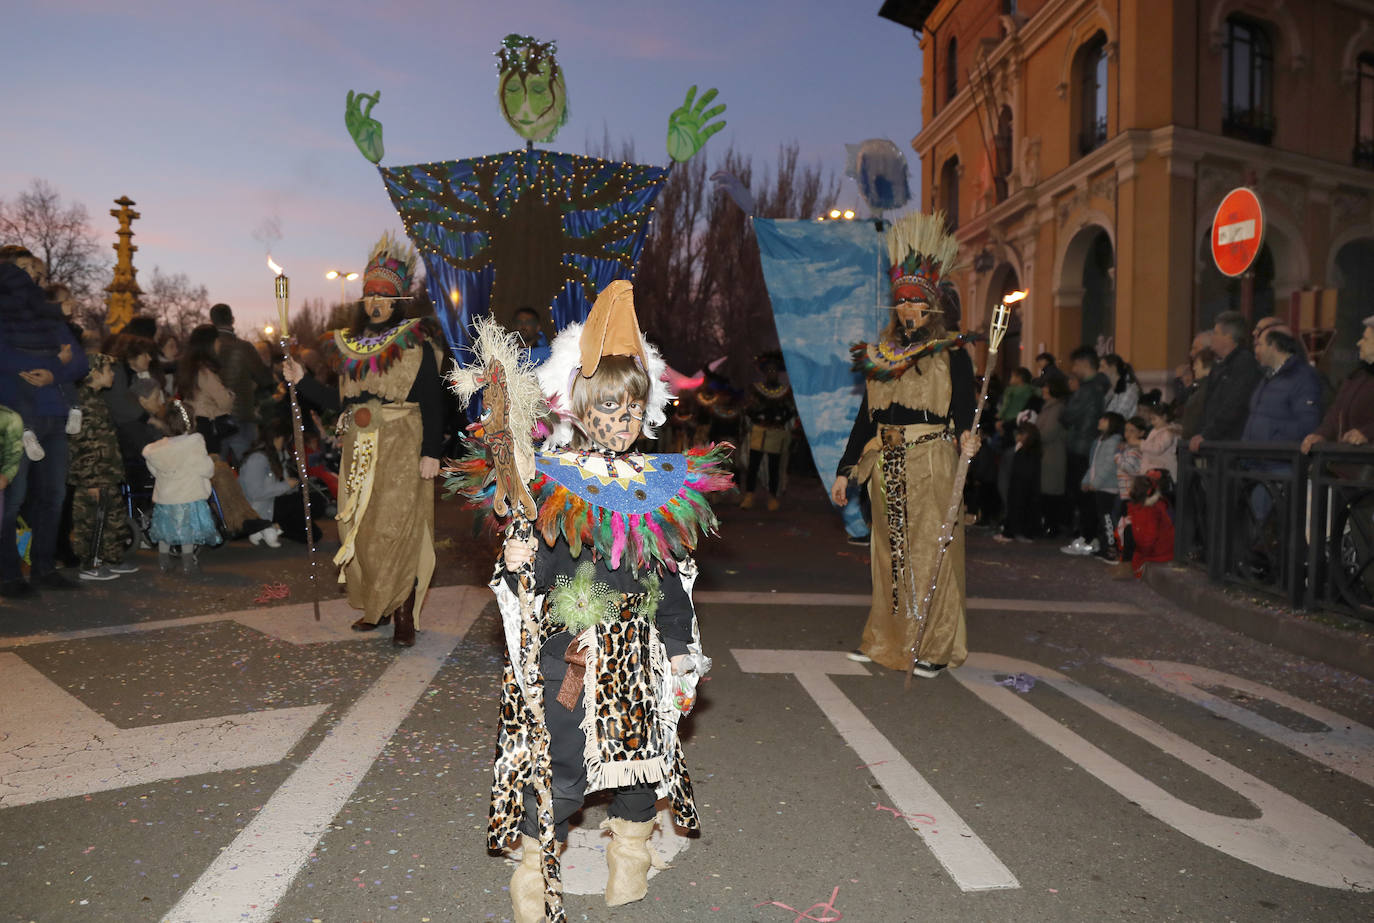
[{"xmin": 5, "ymin": 0, "xmax": 925, "ymax": 333}]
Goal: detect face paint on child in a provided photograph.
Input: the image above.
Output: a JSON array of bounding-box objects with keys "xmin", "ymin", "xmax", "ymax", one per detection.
[{"xmin": 582, "ymin": 391, "xmax": 644, "ymax": 452}]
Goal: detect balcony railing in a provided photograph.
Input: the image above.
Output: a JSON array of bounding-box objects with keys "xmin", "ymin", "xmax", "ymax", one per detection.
[
  {"xmin": 1222, "ymin": 106, "xmax": 1275, "ymax": 145},
  {"xmin": 1078, "ymin": 116, "xmax": 1108, "ymax": 157},
  {"xmin": 1355, "ymin": 137, "xmax": 1374, "ymax": 170}
]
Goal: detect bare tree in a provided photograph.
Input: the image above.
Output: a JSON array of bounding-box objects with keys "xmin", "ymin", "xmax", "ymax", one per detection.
[
  {"xmin": 139, "ymin": 267, "xmax": 210, "ymax": 341},
  {"xmin": 633, "ymin": 144, "xmax": 838, "ymax": 382},
  {"xmin": 0, "ymin": 179, "xmax": 110, "ymax": 316}
]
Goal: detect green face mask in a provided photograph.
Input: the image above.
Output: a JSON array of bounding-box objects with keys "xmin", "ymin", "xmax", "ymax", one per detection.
[{"xmin": 499, "ymin": 58, "xmax": 567, "ymax": 143}]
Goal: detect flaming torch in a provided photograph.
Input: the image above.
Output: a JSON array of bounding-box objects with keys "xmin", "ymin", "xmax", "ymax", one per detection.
[
  {"xmin": 269, "ymin": 256, "xmax": 322, "ymax": 621},
  {"xmin": 905, "ymin": 290, "xmax": 1024, "ymax": 687}
]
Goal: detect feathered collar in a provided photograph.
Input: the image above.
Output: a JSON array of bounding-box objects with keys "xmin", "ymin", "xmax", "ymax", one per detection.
[
  {"xmin": 327, "ymin": 318, "xmax": 426, "ymax": 381},
  {"xmin": 851, "ymin": 332, "xmax": 981, "ymax": 382},
  {"xmin": 446, "ymin": 442, "xmax": 734, "ymax": 576}
]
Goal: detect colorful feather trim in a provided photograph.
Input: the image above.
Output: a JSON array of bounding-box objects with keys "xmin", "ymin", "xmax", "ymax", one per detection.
[
  {"xmin": 324, "ymin": 319, "xmax": 427, "ymax": 382},
  {"xmin": 444, "ymin": 442, "xmax": 735, "ymax": 577},
  {"xmin": 850, "ymin": 332, "xmax": 983, "ymax": 382}
]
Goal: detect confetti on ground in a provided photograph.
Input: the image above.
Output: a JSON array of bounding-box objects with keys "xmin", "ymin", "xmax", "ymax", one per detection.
[
  {"xmin": 755, "ymin": 885, "xmax": 843, "ymax": 922},
  {"xmin": 253, "ymin": 582, "xmax": 291, "ymax": 604},
  {"xmin": 875, "ymin": 804, "xmax": 935, "ymax": 825},
  {"xmin": 995, "ymin": 672, "xmax": 1037, "ymax": 693}
]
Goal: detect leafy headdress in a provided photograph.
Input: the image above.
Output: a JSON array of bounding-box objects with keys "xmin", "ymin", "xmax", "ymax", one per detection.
[
  {"xmin": 362, "ymin": 231, "xmax": 417, "ymax": 299},
  {"xmin": 885, "ymin": 211, "xmax": 960, "ymax": 310}
]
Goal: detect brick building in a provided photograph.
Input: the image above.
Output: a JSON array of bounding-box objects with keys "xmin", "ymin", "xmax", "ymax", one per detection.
[{"xmin": 879, "ymin": 0, "xmax": 1374, "ymax": 388}]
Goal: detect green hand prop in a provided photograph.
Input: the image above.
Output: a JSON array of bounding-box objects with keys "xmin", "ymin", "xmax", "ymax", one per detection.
[
  {"xmin": 666, "ymin": 86, "xmax": 726, "ymax": 163},
  {"xmin": 346, "ymin": 89, "xmax": 385, "ymax": 164}
]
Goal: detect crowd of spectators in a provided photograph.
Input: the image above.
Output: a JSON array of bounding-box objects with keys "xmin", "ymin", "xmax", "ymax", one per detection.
[
  {"xmin": 0, "ymin": 245, "xmax": 345, "ymax": 597},
  {"xmin": 972, "ymin": 306, "xmax": 1367, "ymax": 580}
]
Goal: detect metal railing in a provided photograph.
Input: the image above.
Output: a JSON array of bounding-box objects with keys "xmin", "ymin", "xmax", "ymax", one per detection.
[{"xmin": 1175, "ymin": 441, "xmax": 1374, "ymax": 621}]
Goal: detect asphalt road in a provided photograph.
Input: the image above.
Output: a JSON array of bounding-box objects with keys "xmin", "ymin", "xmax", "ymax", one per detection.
[{"xmin": 1, "ymin": 487, "xmax": 1372, "ymax": 922}]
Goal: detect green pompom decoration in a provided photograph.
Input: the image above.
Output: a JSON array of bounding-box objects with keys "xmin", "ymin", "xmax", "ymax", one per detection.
[{"xmin": 549, "ymin": 562, "xmax": 619, "ymax": 632}]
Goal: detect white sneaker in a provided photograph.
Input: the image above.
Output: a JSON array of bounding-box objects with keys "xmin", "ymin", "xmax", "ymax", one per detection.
[
  {"xmin": 21, "ymin": 430, "xmax": 44, "ymax": 461},
  {"xmin": 846, "ymin": 650, "xmax": 872, "ymax": 663},
  {"xmin": 1087, "ymin": 538, "xmax": 1102, "ymax": 555},
  {"xmin": 79, "ymin": 566, "xmax": 120, "ymax": 581},
  {"xmin": 264, "ymin": 525, "xmax": 283, "ymax": 548},
  {"xmin": 1060, "ymin": 538, "xmax": 1087, "ymax": 555},
  {"xmin": 65, "ymin": 407, "xmax": 82, "ymax": 435}
]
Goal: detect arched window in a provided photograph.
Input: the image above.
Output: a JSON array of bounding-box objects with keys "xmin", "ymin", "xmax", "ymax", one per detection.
[
  {"xmin": 1222, "ymin": 16, "xmax": 1274, "ymax": 144},
  {"xmin": 947, "ymin": 37, "xmax": 958, "ymax": 103},
  {"xmin": 994, "ymin": 105, "xmax": 1013, "ymax": 201},
  {"xmin": 1078, "ymin": 33, "xmax": 1109, "ymax": 156},
  {"xmin": 1357, "ymin": 53, "xmax": 1374, "ymax": 168},
  {"xmin": 941, "ymin": 156, "xmax": 960, "ymax": 231}
]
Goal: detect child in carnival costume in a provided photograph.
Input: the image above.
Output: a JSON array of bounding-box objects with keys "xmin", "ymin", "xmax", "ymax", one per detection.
[{"xmin": 447, "ymin": 280, "xmax": 732, "ymax": 922}]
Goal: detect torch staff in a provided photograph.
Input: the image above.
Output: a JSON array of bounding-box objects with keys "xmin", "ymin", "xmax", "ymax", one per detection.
[
  {"xmin": 271, "ymin": 261, "xmax": 322, "ymax": 621},
  {"xmin": 904, "ymin": 291, "xmax": 1021, "ymax": 688}
]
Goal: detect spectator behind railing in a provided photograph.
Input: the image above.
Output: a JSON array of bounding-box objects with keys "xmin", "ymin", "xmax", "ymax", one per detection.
[
  {"xmin": 1139, "ymin": 401, "xmax": 1181, "ymax": 482},
  {"xmin": 1179, "ymin": 348, "xmax": 1215, "ymax": 441},
  {"xmin": 1243, "ymin": 328, "xmax": 1322, "ymax": 446},
  {"xmin": 1302, "ymin": 314, "xmax": 1374, "ymax": 454},
  {"xmin": 1189, "ymin": 311, "xmax": 1261, "ymax": 454}
]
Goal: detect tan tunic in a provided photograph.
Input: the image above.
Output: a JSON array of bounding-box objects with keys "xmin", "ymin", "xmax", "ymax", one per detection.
[
  {"xmin": 332, "ymin": 323, "xmax": 437, "ymax": 624},
  {"xmin": 852, "ymin": 351, "xmax": 968, "ymax": 671}
]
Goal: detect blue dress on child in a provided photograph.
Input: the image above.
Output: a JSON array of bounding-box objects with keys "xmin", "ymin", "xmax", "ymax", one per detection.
[{"xmin": 149, "ymin": 500, "xmax": 222, "ymax": 546}]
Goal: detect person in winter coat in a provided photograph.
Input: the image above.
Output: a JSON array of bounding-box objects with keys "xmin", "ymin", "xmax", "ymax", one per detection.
[
  {"xmin": 0, "ymin": 247, "xmax": 89, "ymax": 598},
  {"xmin": 995, "ymin": 421, "xmax": 1041, "ymax": 542},
  {"xmin": 1060, "ymin": 346, "xmax": 1110, "ymax": 540},
  {"xmin": 1062, "ymin": 412, "xmax": 1123, "ymax": 558},
  {"xmin": 1242, "ymin": 328, "xmax": 1322, "ymax": 445},
  {"xmin": 176, "ymin": 324, "xmax": 237, "ymax": 458},
  {"xmin": 68, "ymin": 354, "xmax": 137, "ymax": 581},
  {"xmin": 237, "ymin": 418, "xmax": 324, "ymax": 546},
  {"xmin": 1179, "ymin": 348, "xmax": 1214, "ymax": 441},
  {"xmin": 1189, "ymin": 311, "xmax": 1261, "ymax": 453},
  {"xmin": 1138, "ymin": 401, "xmax": 1181, "ymax": 482},
  {"xmin": 1114, "ymin": 474, "xmax": 1174, "ymax": 578},
  {"xmin": 143, "ymin": 400, "xmax": 221, "ymax": 575},
  {"xmin": 1037, "ymin": 376, "xmax": 1070, "ymax": 535},
  {"xmin": 210, "ymin": 303, "xmax": 274, "ymax": 463},
  {"xmin": 1302, "ymin": 315, "xmax": 1374, "ymax": 453},
  {"xmin": 1103, "ymin": 354, "xmax": 1141, "ymax": 419}
]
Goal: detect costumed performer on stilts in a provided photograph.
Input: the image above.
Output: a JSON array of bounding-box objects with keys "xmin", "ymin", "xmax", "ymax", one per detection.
[
  {"xmin": 448, "ymin": 280, "xmax": 732, "ymax": 922},
  {"xmin": 830, "ymin": 212, "xmax": 980, "ymax": 677},
  {"xmin": 283, "ymin": 232, "xmax": 445, "ymax": 647}
]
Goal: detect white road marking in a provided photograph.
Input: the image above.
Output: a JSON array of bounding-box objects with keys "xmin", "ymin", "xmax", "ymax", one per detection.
[
  {"xmin": 0, "ymin": 591, "xmax": 458, "ymax": 649},
  {"xmin": 696, "ymin": 591, "xmax": 1141, "ymax": 614},
  {"xmin": 164, "ymin": 587, "xmax": 486, "ymax": 923},
  {"xmin": 731, "ymin": 648, "xmax": 1020, "ymax": 892},
  {"xmin": 1107, "ymin": 658, "xmax": 1374, "ymax": 788},
  {"xmin": 0, "ymin": 653, "xmax": 325, "ymax": 808},
  {"xmin": 954, "ymin": 652, "xmax": 1374, "ymax": 891}
]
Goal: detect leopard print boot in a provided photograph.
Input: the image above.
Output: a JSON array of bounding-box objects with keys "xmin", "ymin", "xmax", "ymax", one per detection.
[
  {"xmin": 602, "ymin": 817, "xmax": 656, "ymax": 906},
  {"xmin": 509, "ymin": 834, "xmax": 543, "ymax": 923}
]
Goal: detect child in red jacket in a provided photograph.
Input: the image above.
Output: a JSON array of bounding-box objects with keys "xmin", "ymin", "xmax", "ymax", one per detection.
[{"xmin": 1114, "ymin": 474, "xmax": 1174, "ymax": 578}]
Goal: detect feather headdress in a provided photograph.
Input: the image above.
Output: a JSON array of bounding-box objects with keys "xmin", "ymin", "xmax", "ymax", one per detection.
[
  {"xmin": 886, "ymin": 211, "xmax": 960, "ymax": 308},
  {"xmin": 362, "ymin": 231, "xmax": 418, "ymax": 299},
  {"xmin": 537, "ymin": 281, "xmax": 671, "ymax": 451}
]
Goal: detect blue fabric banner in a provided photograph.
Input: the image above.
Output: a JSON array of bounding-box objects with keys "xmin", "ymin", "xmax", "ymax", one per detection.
[
  {"xmin": 754, "ymin": 218, "xmax": 886, "ymax": 490},
  {"xmin": 379, "ymin": 150, "xmax": 668, "ymax": 365}
]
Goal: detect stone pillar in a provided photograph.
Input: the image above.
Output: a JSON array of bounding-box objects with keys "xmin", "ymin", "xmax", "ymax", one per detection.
[{"xmin": 105, "ymin": 196, "xmax": 142, "ymax": 334}]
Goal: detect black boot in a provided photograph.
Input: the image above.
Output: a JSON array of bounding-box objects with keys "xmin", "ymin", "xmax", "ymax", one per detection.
[
  {"xmin": 392, "ymin": 585, "xmax": 417, "ymax": 648},
  {"xmin": 350, "ymin": 613, "xmax": 391, "ymax": 632}
]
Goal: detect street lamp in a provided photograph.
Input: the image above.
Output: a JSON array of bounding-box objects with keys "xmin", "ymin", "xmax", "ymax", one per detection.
[{"xmin": 325, "ymin": 269, "xmax": 359, "ymax": 305}]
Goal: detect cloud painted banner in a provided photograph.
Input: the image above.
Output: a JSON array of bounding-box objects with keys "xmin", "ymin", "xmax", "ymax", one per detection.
[{"xmin": 754, "ymin": 218, "xmax": 886, "ymax": 492}]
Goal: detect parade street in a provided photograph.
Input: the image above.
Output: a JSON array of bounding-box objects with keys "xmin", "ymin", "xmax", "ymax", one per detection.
[{"xmin": 2, "ymin": 495, "xmax": 1372, "ymax": 923}]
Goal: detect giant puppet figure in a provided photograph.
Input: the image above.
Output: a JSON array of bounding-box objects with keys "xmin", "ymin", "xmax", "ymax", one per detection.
[
  {"xmin": 830, "ymin": 213, "xmax": 981, "ymax": 677},
  {"xmin": 449, "ymin": 281, "xmax": 732, "ymax": 921},
  {"xmin": 344, "ymin": 35, "xmax": 726, "ymax": 361},
  {"xmin": 285, "ymin": 233, "xmax": 445, "ymax": 647}
]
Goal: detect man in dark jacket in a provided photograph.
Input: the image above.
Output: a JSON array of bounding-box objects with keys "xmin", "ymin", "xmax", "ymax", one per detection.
[
  {"xmin": 0, "ymin": 247, "xmax": 89, "ymax": 597},
  {"xmin": 1189, "ymin": 311, "xmax": 1261, "ymax": 452},
  {"xmin": 1058, "ymin": 346, "xmax": 1109, "ymax": 551},
  {"xmin": 209, "ymin": 303, "xmax": 274, "ymax": 463},
  {"xmin": 1303, "ymin": 315, "xmax": 1374, "ymax": 453},
  {"xmin": 1242, "ymin": 328, "xmax": 1322, "ymax": 444}
]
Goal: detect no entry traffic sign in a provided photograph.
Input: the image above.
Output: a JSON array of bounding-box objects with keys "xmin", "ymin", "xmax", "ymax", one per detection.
[{"xmin": 1212, "ymin": 187, "xmax": 1266, "ymax": 277}]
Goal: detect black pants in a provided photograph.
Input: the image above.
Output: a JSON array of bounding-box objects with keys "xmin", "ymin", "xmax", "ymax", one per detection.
[
  {"xmin": 745, "ymin": 450, "xmax": 781, "ymax": 495},
  {"xmin": 271, "ymin": 490, "xmax": 326, "ymax": 543},
  {"xmin": 1066, "ymin": 453, "xmax": 1090, "ymax": 538},
  {"xmin": 519, "ymin": 631, "xmax": 656, "ymax": 841},
  {"xmin": 1092, "ymin": 490, "xmax": 1119, "ymax": 552}
]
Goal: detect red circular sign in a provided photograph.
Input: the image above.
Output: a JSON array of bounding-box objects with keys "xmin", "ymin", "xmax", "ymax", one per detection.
[{"xmin": 1211, "ymin": 187, "xmax": 1266, "ymax": 277}]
